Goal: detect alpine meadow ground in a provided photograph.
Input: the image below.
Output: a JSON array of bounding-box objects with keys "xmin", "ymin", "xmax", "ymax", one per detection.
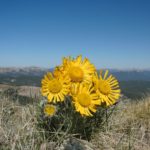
[{"xmin": 0, "ymin": 88, "xmax": 150, "ymax": 149}]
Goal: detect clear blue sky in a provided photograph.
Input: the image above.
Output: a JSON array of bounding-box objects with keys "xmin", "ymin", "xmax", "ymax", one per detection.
[{"xmin": 0, "ymin": 0, "xmax": 150, "ymax": 69}]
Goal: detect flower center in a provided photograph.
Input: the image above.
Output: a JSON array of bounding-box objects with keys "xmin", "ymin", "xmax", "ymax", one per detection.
[
  {"xmin": 69, "ymin": 66, "xmax": 84, "ymax": 82},
  {"xmin": 77, "ymin": 93, "xmax": 91, "ymax": 107},
  {"xmin": 48, "ymin": 79, "xmax": 62, "ymax": 93},
  {"xmin": 98, "ymin": 80, "xmax": 111, "ymax": 95},
  {"xmin": 44, "ymin": 105, "xmax": 56, "ymax": 116}
]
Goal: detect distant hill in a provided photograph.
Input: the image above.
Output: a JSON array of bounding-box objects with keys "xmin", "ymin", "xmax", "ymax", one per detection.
[
  {"xmin": 120, "ymin": 80, "xmax": 150, "ymax": 99},
  {"xmin": 0, "ymin": 67, "xmax": 50, "ymax": 76},
  {"xmin": 1, "ymin": 67, "xmax": 150, "ymax": 81},
  {"xmin": 0, "ymin": 67, "xmax": 150, "ymax": 99},
  {"xmin": 110, "ymin": 70, "xmax": 150, "ymax": 81},
  {"xmin": 0, "ymin": 67, "xmax": 49, "ymax": 86}
]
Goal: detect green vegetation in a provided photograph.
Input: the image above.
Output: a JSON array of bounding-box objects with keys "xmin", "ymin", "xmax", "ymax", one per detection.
[
  {"xmin": 120, "ymin": 80, "xmax": 150, "ymax": 99},
  {"xmin": 0, "ymin": 74, "xmax": 41, "ymax": 86},
  {"xmin": 1, "ymin": 74, "xmax": 150, "ymax": 99}
]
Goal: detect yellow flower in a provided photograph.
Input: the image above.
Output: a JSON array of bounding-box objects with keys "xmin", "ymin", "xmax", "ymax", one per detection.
[
  {"xmin": 53, "ymin": 57, "xmax": 71, "ymax": 78},
  {"xmin": 53, "ymin": 66, "xmax": 63, "ymax": 78},
  {"xmin": 44, "ymin": 104, "xmax": 56, "ymax": 117},
  {"xmin": 93, "ymin": 70, "xmax": 121, "ymax": 106},
  {"xmin": 41, "ymin": 72, "xmax": 70, "ymax": 103},
  {"xmin": 72, "ymin": 84, "xmax": 101, "ymax": 116},
  {"xmin": 62, "ymin": 55, "xmax": 96, "ymax": 84}
]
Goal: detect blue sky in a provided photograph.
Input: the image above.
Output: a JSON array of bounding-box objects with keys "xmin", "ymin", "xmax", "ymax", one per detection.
[{"xmin": 0, "ymin": 0, "xmax": 150, "ymax": 69}]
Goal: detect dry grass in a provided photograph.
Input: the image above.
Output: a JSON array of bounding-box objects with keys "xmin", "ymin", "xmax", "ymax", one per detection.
[
  {"xmin": 0, "ymin": 95, "xmax": 46, "ymax": 150},
  {"xmin": 91, "ymin": 96, "xmax": 150, "ymax": 150},
  {"xmin": 0, "ymin": 89, "xmax": 150, "ymax": 150},
  {"xmin": 18, "ymin": 86, "xmax": 40, "ymax": 98},
  {"xmin": 0, "ymin": 84, "xmax": 41, "ymax": 98}
]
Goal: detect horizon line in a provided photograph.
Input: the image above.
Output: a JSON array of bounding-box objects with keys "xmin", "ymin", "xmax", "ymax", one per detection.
[{"xmin": 0, "ymin": 66, "xmax": 150, "ymax": 71}]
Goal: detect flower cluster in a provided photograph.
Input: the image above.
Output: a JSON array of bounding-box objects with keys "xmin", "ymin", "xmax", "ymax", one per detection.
[{"xmin": 41, "ymin": 55, "xmax": 120, "ymax": 117}]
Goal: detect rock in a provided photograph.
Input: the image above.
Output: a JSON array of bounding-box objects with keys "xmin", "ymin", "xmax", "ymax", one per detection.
[{"xmin": 58, "ymin": 137, "xmax": 95, "ymax": 150}]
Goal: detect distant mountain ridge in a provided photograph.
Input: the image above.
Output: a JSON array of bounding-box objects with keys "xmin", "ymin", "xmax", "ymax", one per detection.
[
  {"xmin": 0, "ymin": 67, "xmax": 150, "ymax": 99},
  {"xmin": 0, "ymin": 67, "xmax": 50, "ymax": 76},
  {"xmin": 0, "ymin": 67, "xmax": 150, "ymax": 81},
  {"xmin": 110, "ymin": 70, "xmax": 150, "ymax": 81}
]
